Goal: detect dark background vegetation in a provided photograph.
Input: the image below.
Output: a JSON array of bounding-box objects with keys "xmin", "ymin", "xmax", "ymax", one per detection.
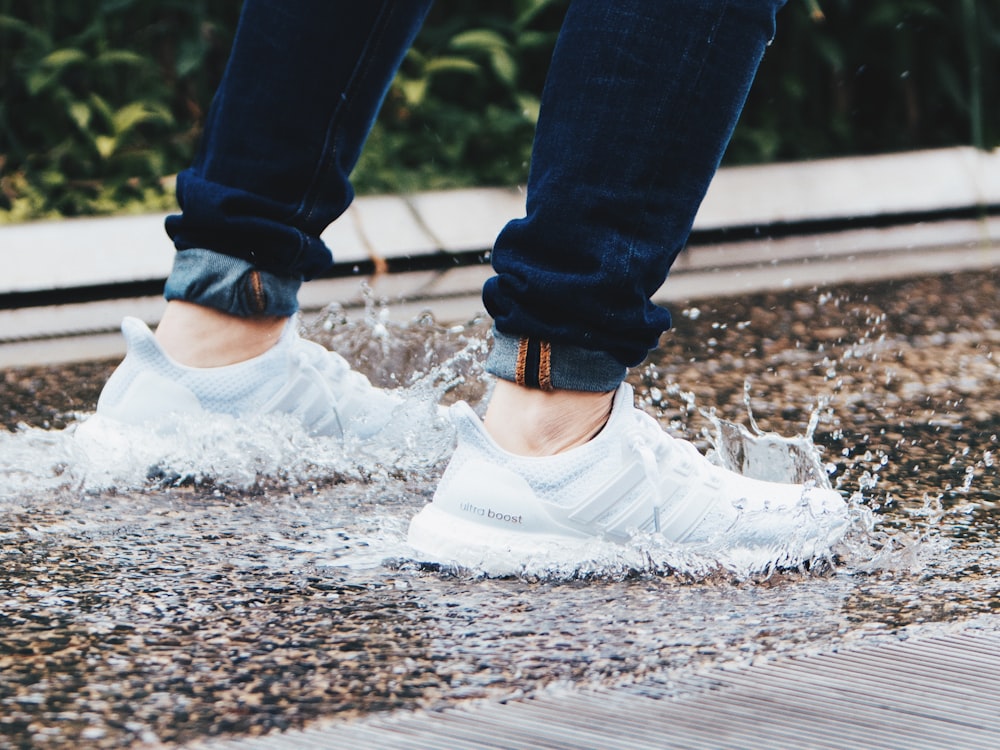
[{"xmin": 0, "ymin": 0, "xmax": 996, "ymax": 222}]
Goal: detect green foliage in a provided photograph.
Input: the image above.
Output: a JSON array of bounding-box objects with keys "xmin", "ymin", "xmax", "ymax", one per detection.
[
  {"xmin": 0, "ymin": 0, "xmax": 240, "ymax": 221},
  {"xmin": 360, "ymin": 0, "xmax": 1000, "ymax": 189},
  {"xmin": 353, "ymin": 0, "xmax": 560, "ymax": 193},
  {"xmin": 730, "ymin": 0, "xmax": 1000, "ymax": 163},
  {"xmin": 1, "ymin": 0, "xmax": 997, "ymax": 222}
]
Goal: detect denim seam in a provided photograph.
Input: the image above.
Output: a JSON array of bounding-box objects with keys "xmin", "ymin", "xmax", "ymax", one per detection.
[
  {"xmin": 635, "ymin": 1, "xmax": 728, "ymax": 253},
  {"xmin": 248, "ymin": 270, "xmax": 265, "ymax": 313},
  {"xmin": 621, "ymin": 2, "xmax": 731, "ymax": 303},
  {"xmin": 512, "ymin": 337, "xmax": 557, "ymax": 391},
  {"xmin": 299, "ymin": 2, "xmax": 394, "ymax": 229},
  {"xmin": 539, "ymin": 340, "xmax": 553, "ymax": 390},
  {"xmin": 515, "ymin": 338, "xmax": 528, "ymax": 386},
  {"xmin": 280, "ymin": 3, "xmax": 395, "ymax": 279}
]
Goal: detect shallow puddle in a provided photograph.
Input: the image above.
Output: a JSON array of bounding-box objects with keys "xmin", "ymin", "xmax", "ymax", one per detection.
[{"xmin": 1, "ymin": 269, "xmax": 998, "ymax": 748}]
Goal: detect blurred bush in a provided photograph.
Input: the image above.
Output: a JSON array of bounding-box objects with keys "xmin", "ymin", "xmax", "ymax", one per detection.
[
  {"xmin": 731, "ymin": 0, "xmax": 999, "ymax": 163},
  {"xmin": 0, "ymin": 0, "xmax": 241, "ymax": 221},
  {"xmin": 1, "ymin": 0, "xmax": 996, "ymax": 222}
]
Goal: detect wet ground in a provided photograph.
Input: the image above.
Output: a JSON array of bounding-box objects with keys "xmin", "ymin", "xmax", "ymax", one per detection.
[{"xmin": 2, "ymin": 267, "xmax": 999, "ymax": 749}]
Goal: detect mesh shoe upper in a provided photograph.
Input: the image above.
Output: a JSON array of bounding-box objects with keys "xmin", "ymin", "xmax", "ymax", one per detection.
[{"xmin": 94, "ymin": 317, "xmax": 400, "ymax": 439}]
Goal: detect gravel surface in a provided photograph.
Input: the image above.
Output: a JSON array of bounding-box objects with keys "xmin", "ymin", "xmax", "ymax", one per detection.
[{"xmin": 2, "ymin": 268, "xmax": 999, "ymax": 749}]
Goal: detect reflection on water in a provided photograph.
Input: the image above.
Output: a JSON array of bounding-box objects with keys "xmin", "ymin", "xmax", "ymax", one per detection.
[{"xmin": 1, "ymin": 272, "xmax": 998, "ymax": 747}]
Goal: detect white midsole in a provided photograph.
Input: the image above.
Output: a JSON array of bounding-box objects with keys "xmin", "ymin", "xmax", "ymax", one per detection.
[
  {"xmin": 407, "ymin": 503, "xmax": 596, "ymax": 572},
  {"xmin": 407, "ymin": 503, "xmax": 846, "ymax": 576}
]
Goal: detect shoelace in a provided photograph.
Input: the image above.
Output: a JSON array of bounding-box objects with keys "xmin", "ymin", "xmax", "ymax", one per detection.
[
  {"xmin": 289, "ymin": 338, "xmax": 402, "ymax": 438},
  {"xmin": 628, "ymin": 409, "xmax": 715, "ymax": 538},
  {"xmin": 293, "ymin": 339, "xmax": 350, "ymax": 382},
  {"xmin": 253, "ymin": 339, "xmax": 357, "ymax": 436}
]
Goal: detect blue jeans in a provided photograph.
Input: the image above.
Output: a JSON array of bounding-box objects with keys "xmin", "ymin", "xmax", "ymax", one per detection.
[{"xmin": 165, "ymin": 0, "xmax": 786, "ymax": 392}]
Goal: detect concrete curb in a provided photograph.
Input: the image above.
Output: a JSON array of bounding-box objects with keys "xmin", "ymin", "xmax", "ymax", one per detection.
[
  {"xmin": 5, "ymin": 147, "xmax": 999, "ymax": 297},
  {"xmin": 2, "ymin": 147, "xmax": 999, "ymax": 367}
]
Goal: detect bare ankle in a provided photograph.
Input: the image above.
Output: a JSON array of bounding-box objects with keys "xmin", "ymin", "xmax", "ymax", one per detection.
[
  {"xmin": 483, "ymin": 379, "xmax": 615, "ymax": 457},
  {"xmin": 155, "ymin": 301, "xmax": 288, "ymax": 367}
]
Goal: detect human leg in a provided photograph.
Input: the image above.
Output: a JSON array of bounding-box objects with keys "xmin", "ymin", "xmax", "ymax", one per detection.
[
  {"xmin": 484, "ymin": 0, "xmax": 787, "ymax": 454},
  {"xmin": 92, "ymin": 0, "xmax": 434, "ymax": 436},
  {"xmin": 165, "ymin": 0, "xmax": 434, "ymax": 319},
  {"xmin": 153, "ymin": 302, "xmax": 285, "ymax": 368},
  {"xmin": 409, "ymin": 0, "xmax": 850, "ymax": 570},
  {"xmin": 486, "ymin": 0, "xmax": 787, "ymax": 393}
]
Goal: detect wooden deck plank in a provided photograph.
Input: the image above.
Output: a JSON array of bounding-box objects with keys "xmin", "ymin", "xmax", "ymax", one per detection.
[{"xmin": 194, "ymin": 624, "xmax": 1000, "ymax": 750}]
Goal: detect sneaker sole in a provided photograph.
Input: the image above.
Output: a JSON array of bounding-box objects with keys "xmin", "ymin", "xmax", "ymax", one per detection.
[
  {"xmin": 408, "ymin": 502, "xmax": 849, "ymax": 576},
  {"xmin": 407, "ymin": 503, "xmax": 597, "ymax": 574}
]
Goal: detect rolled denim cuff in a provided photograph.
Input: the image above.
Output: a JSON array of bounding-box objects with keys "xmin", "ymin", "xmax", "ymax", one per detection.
[
  {"xmin": 486, "ymin": 328, "xmax": 626, "ymax": 393},
  {"xmin": 163, "ymin": 248, "xmax": 301, "ymax": 317}
]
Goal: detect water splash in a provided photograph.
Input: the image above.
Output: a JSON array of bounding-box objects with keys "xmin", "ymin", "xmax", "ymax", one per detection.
[
  {"xmin": 303, "ymin": 287, "xmax": 492, "ymax": 410},
  {"xmin": 0, "ymin": 291, "xmax": 970, "ymax": 584},
  {"xmin": 705, "ymin": 381, "xmax": 832, "ymax": 487},
  {"xmin": 0, "ymin": 303, "xmax": 490, "ymax": 500},
  {"xmin": 0, "ymin": 426, "xmax": 82, "ymax": 498},
  {"xmin": 669, "ymin": 378, "xmax": 937, "ymax": 576}
]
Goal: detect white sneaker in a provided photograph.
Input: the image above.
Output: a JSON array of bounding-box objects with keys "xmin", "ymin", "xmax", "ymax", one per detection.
[
  {"xmin": 86, "ymin": 317, "xmax": 400, "ymax": 439},
  {"xmin": 407, "ymin": 383, "xmax": 849, "ymax": 572}
]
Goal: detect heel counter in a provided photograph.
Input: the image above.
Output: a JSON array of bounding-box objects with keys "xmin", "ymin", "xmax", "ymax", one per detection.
[{"xmin": 99, "ymin": 370, "xmax": 202, "ymax": 424}]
